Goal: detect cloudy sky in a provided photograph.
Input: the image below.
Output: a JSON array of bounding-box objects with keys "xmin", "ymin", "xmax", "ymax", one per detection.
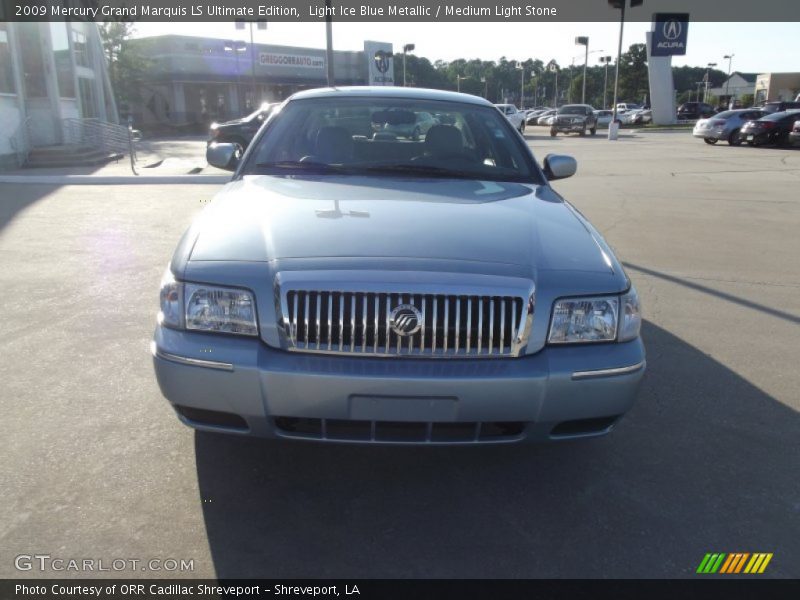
[{"xmin": 133, "ymin": 21, "xmax": 798, "ymax": 74}]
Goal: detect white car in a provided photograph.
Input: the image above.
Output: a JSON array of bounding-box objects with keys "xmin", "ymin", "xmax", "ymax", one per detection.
[
  {"xmin": 594, "ymin": 110, "xmax": 614, "ymax": 128},
  {"xmin": 494, "ymin": 104, "xmax": 526, "ymax": 133},
  {"xmin": 536, "ymin": 110, "xmax": 558, "ymax": 125}
]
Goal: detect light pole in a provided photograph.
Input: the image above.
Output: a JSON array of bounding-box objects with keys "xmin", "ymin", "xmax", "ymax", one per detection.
[
  {"xmin": 723, "ymin": 53, "xmax": 735, "ymax": 106},
  {"xmin": 704, "ymin": 62, "xmax": 717, "ymax": 104},
  {"xmin": 516, "ymin": 63, "xmax": 525, "ymax": 109},
  {"xmin": 608, "ymin": 0, "xmax": 643, "ymax": 139},
  {"xmin": 548, "ymin": 61, "xmax": 559, "ymax": 108},
  {"xmin": 402, "ymin": 43, "xmax": 415, "ymax": 87},
  {"xmin": 480, "ymin": 76, "xmax": 488, "ymax": 99},
  {"xmin": 456, "ymin": 75, "xmax": 469, "ymax": 93},
  {"xmin": 575, "ymin": 36, "xmax": 589, "ymax": 104},
  {"xmin": 235, "ymin": 20, "xmax": 267, "ymax": 105},
  {"xmin": 223, "ymin": 40, "xmax": 247, "ymax": 113},
  {"xmin": 599, "ymin": 55, "xmax": 612, "ymax": 109}
]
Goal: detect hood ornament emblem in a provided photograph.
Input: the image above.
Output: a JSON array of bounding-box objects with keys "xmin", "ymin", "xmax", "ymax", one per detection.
[{"xmin": 389, "ymin": 304, "xmax": 423, "ymax": 337}]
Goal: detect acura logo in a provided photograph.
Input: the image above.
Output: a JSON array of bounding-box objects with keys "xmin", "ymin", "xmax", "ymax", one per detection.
[
  {"xmin": 663, "ymin": 19, "xmax": 682, "ymax": 40},
  {"xmin": 374, "ymin": 50, "xmax": 391, "ymax": 74},
  {"xmin": 389, "ymin": 304, "xmax": 423, "ymax": 337}
]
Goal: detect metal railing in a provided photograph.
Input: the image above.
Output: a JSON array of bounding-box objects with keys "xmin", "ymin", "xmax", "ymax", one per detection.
[
  {"xmin": 62, "ymin": 118, "xmax": 131, "ymax": 156},
  {"xmin": 10, "ymin": 117, "xmax": 32, "ymax": 167}
]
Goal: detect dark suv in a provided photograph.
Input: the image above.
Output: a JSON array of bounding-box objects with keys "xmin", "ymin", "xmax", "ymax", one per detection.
[
  {"xmin": 677, "ymin": 102, "xmax": 715, "ymax": 120},
  {"xmin": 550, "ymin": 104, "xmax": 598, "ymax": 137}
]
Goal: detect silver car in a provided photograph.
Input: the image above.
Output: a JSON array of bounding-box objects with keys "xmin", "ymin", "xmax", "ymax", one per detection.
[
  {"xmin": 153, "ymin": 87, "xmax": 645, "ymax": 445},
  {"xmin": 693, "ymin": 109, "xmax": 766, "ymax": 146}
]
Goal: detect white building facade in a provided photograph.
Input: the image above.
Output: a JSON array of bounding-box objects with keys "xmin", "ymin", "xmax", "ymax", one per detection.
[{"xmin": 0, "ymin": 19, "xmax": 118, "ymax": 169}]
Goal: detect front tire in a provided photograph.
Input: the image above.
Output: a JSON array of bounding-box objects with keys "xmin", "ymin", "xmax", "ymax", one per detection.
[
  {"xmin": 550, "ymin": 128, "xmax": 557, "ymax": 137},
  {"xmin": 704, "ymin": 138, "xmax": 718, "ymax": 145},
  {"xmin": 728, "ymin": 129, "xmax": 742, "ymax": 146},
  {"xmin": 590, "ymin": 127, "xmax": 597, "ymax": 135}
]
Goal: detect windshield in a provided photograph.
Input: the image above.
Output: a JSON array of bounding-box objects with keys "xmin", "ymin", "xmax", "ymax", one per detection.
[
  {"xmin": 242, "ymin": 96, "xmax": 539, "ymax": 183},
  {"xmin": 558, "ymin": 106, "xmax": 586, "ymax": 115}
]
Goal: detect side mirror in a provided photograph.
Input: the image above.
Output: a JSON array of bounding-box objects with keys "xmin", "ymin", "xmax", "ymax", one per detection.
[
  {"xmin": 206, "ymin": 142, "xmax": 242, "ymax": 172},
  {"xmin": 543, "ymin": 154, "xmax": 577, "ymax": 181}
]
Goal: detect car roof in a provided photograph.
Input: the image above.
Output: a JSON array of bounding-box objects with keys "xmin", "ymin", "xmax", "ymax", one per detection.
[{"xmin": 287, "ymin": 86, "xmax": 493, "ymax": 106}]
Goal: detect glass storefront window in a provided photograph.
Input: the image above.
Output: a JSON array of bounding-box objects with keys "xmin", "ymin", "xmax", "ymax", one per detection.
[
  {"xmin": 72, "ymin": 29, "xmax": 91, "ymax": 68},
  {"xmin": 50, "ymin": 22, "xmax": 75, "ymax": 98},
  {"xmin": 0, "ymin": 23, "xmax": 15, "ymax": 94}
]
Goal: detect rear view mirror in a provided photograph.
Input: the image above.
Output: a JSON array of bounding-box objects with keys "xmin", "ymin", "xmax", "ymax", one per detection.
[
  {"xmin": 206, "ymin": 142, "xmax": 242, "ymax": 172},
  {"xmin": 543, "ymin": 154, "xmax": 577, "ymax": 181}
]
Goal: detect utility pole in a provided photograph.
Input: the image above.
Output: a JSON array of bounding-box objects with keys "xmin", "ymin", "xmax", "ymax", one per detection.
[
  {"xmin": 325, "ymin": 0, "xmax": 334, "ymax": 86},
  {"xmin": 575, "ymin": 36, "xmax": 589, "ymax": 104},
  {"xmin": 402, "ymin": 43, "xmax": 415, "ymax": 87},
  {"xmin": 607, "ymin": 0, "xmax": 642, "ymax": 139},
  {"xmin": 548, "ymin": 61, "xmax": 559, "ymax": 108},
  {"xmin": 599, "ymin": 55, "xmax": 612, "ymax": 109},
  {"xmin": 723, "ymin": 53, "xmax": 734, "ymax": 106},
  {"xmin": 704, "ymin": 62, "xmax": 717, "ymax": 104}
]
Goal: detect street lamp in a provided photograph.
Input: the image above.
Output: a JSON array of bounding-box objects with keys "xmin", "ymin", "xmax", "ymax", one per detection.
[
  {"xmin": 456, "ymin": 74, "xmax": 470, "ymax": 93},
  {"xmin": 704, "ymin": 62, "xmax": 717, "ymax": 104},
  {"xmin": 516, "ymin": 63, "xmax": 526, "ymax": 109},
  {"xmin": 223, "ymin": 40, "xmax": 247, "ymax": 113},
  {"xmin": 607, "ymin": 0, "xmax": 644, "ymax": 139},
  {"xmin": 548, "ymin": 60, "xmax": 559, "ymax": 108},
  {"xmin": 723, "ymin": 53, "xmax": 735, "ymax": 106},
  {"xmin": 480, "ymin": 76, "xmax": 488, "ymax": 99},
  {"xmin": 599, "ymin": 55, "xmax": 612, "ymax": 109},
  {"xmin": 402, "ymin": 43, "xmax": 415, "ymax": 87},
  {"xmin": 575, "ymin": 36, "xmax": 589, "ymax": 104}
]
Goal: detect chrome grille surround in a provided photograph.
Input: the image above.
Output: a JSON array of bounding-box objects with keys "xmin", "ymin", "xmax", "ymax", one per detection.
[{"xmin": 273, "ymin": 271, "xmax": 535, "ymax": 359}]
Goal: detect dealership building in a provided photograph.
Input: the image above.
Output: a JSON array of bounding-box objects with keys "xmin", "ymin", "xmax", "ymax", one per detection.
[
  {"xmin": 0, "ymin": 19, "xmax": 118, "ymax": 168},
  {"xmin": 125, "ymin": 35, "xmax": 394, "ymax": 130}
]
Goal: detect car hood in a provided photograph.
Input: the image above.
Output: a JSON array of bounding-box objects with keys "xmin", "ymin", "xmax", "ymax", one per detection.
[{"xmin": 183, "ymin": 174, "xmax": 620, "ymax": 276}]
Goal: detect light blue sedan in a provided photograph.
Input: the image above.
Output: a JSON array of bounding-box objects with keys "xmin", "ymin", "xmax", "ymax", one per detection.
[{"xmin": 152, "ymin": 87, "xmax": 645, "ymax": 445}]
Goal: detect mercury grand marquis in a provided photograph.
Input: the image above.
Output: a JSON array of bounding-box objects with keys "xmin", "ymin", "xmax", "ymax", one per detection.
[{"xmin": 152, "ymin": 87, "xmax": 645, "ymax": 444}]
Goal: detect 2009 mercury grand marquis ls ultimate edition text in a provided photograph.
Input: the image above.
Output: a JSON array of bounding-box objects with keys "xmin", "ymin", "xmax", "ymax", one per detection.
[{"xmin": 152, "ymin": 87, "xmax": 645, "ymax": 444}]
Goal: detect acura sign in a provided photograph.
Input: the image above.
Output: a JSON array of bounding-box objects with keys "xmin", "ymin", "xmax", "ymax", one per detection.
[{"xmin": 651, "ymin": 13, "xmax": 689, "ymax": 56}]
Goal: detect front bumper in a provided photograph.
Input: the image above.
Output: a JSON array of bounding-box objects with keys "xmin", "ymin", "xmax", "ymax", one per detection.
[
  {"xmin": 152, "ymin": 326, "xmax": 645, "ymax": 445},
  {"xmin": 553, "ymin": 120, "xmax": 588, "ymax": 133}
]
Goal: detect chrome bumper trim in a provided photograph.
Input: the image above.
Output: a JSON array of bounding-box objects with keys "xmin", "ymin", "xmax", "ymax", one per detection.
[
  {"xmin": 152, "ymin": 345, "xmax": 234, "ymax": 372},
  {"xmin": 571, "ymin": 360, "xmax": 645, "ymax": 380}
]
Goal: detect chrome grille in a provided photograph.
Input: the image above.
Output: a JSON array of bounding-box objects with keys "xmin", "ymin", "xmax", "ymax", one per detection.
[{"xmin": 281, "ymin": 290, "xmax": 530, "ymax": 358}]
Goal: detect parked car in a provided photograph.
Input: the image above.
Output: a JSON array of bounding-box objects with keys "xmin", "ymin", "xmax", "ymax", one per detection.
[
  {"xmin": 536, "ymin": 110, "xmax": 557, "ymax": 125},
  {"xmin": 739, "ymin": 110, "xmax": 800, "ymax": 146},
  {"xmin": 760, "ymin": 101, "xmax": 800, "ymax": 115},
  {"xmin": 550, "ymin": 104, "xmax": 598, "ymax": 137},
  {"xmin": 594, "ymin": 110, "xmax": 614, "ymax": 128},
  {"xmin": 384, "ymin": 110, "xmax": 438, "ymax": 140},
  {"xmin": 692, "ymin": 108, "xmax": 767, "ymax": 146},
  {"xmin": 525, "ymin": 109, "xmax": 549, "ymax": 124},
  {"xmin": 207, "ymin": 103, "xmax": 279, "ymax": 149},
  {"xmin": 677, "ymin": 102, "xmax": 715, "ymax": 121},
  {"xmin": 615, "ymin": 103, "xmax": 641, "ymax": 113},
  {"xmin": 494, "ymin": 103, "xmax": 526, "ymax": 133},
  {"xmin": 154, "ymin": 87, "xmax": 645, "ymax": 445},
  {"xmin": 630, "ymin": 109, "xmax": 652, "ymax": 125},
  {"xmin": 789, "ymin": 118, "xmax": 800, "ymax": 146}
]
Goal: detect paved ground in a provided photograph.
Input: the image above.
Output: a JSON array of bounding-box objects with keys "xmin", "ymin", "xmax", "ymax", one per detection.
[{"xmin": 0, "ymin": 131, "xmax": 798, "ymax": 579}]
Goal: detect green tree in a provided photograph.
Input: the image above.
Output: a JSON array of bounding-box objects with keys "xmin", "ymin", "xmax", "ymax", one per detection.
[
  {"xmin": 99, "ymin": 21, "xmax": 150, "ymax": 114},
  {"xmin": 617, "ymin": 43, "xmax": 649, "ymax": 104}
]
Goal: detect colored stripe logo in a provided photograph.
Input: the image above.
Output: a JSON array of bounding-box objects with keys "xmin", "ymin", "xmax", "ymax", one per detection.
[{"xmin": 697, "ymin": 553, "xmax": 773, "ymax": 574}]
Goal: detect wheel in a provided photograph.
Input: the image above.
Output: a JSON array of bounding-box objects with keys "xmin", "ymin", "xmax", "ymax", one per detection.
[
  {"xmin": 704, "ymin": 138, "xmax": 718, "ymax": 145},
  {"xmin": 590, "ymin": 127, "xmax": 597, "ymax": 136},
  {"xmin": 579, "ymin": 126, "xmax": 586, "ymax": 137},
  {"xmin": 411, "ymin": 126, "xmax": 420, "ymax": 141},
  {"xmin": 550, "ymin": 128, "xmax": 557, "ymax": 137},
  {"xmin": 747, "ymin": 141, "xmax": 755, "ymax": 146},
  {"xmin": 519, "ymin": 122, "xmax": 526, "ymax": 134},
  {"xmin": 728, "ymin": 129, "xmax": 741, "ymax": 146}
]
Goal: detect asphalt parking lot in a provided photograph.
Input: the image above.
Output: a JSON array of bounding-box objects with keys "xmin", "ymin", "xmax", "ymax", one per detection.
[{"xmin": 1, "ymin": 131, "xmax": 798, "ymax": 579}]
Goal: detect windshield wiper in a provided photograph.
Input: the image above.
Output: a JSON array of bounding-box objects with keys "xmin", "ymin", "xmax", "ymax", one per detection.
[{"xmin": 254, "ymin": 160, "xmax": 349, "ymax": 173}]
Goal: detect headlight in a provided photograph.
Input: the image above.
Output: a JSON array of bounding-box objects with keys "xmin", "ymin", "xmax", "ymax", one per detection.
[
  {"xmin": 158, "ymin": 268, "xmax": 183, "ymax": 329},
  {"xmin": 618, "ymin": 286, "xmax": 642, "ymax": 342},
  {"xmin": 548, "ymin": 296, "xmax": 619, "ymax": 344},
  {"xmin": 158, "ymin": 271, "xmax": 257, "ymax": 336},
  {"xmin": 185, "ymin": 283, "xmax": 257, "ymax": 336}
]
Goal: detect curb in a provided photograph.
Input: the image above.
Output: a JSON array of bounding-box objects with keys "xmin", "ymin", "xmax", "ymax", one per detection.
[{"xmin": 0, "ymin": 175, "xmax": 230, "ymax": 185}]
